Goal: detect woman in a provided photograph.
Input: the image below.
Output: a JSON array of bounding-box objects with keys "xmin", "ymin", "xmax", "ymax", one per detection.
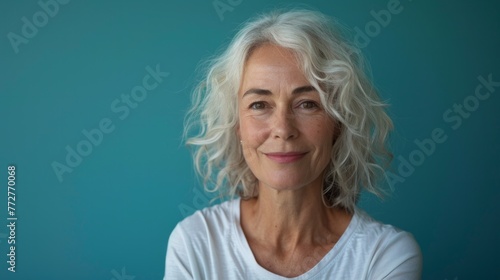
[{"xmin": 165, "ymin": 9, "xmax": 422, "ymax": 279}]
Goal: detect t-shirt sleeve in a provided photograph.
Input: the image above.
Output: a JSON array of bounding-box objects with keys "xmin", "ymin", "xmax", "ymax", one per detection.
[
  {"xmin": 369, "ymin": 231, "xmax": 423, "ymax": 280},
  {"xmin": 164, "ymin": 223, "xmax": 194, "ymax": 280}
]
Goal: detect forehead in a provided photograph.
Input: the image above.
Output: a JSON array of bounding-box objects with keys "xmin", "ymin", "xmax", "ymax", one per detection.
[
  {"xmin": 241, "ymin": 44, "xmax": 308, "ymax": 84},
  {"xmin": 245, "ymin": 44, "xmax": 299, "ymax": 68}
]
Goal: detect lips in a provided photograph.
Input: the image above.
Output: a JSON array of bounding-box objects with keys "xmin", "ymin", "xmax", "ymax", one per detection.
[{"xmin": 264, "ymin": 152, "xmax": 308, "ymax": 163}]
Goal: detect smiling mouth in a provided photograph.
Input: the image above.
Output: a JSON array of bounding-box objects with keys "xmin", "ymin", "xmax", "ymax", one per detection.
[{"xmin": 264, "ymin": 152, "xmax": 308, "ymax": 163}]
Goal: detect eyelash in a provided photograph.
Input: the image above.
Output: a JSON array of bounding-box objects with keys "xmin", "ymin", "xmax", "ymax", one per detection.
[
  {"xmin": 248, "ymin": 100, "xmax": 319, "ymax": 110},
  {"xmin": 249, "ymin": 102, "xmax": 267, "ymax": 110},
  {"xmin": 298, "ymin": 101, "xmax": 319, "ymax": 109}
]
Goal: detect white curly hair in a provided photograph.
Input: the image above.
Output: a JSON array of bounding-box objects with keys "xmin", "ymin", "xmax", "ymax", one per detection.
[{"xmin": 184, "ymin": 9, "xmax": 393, "ymax": 212}]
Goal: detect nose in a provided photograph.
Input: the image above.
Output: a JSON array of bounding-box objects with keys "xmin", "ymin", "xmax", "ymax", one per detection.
[{"xmin": 271, "ymin": 106, "xmax": 298, "ymax": 140}]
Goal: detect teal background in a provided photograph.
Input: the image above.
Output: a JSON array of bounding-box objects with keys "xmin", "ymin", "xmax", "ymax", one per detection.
[{"xmin": 1, "ymin": 0, "xmax": 499, "ymax": 279}]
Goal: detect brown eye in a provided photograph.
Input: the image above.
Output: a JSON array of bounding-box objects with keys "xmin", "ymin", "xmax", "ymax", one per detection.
[
  {"xmin": 299, "ymin": 101, "xmax": 318, "ymax": 109},
  {"xmin": 250, "ymin": 102, "xmax": 266, "ymax": 110}
]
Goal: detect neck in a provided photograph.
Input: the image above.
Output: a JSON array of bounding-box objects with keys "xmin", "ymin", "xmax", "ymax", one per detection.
[{"xmin": 241, "ymin": 180, "xmax": 351, "ymax": 249}]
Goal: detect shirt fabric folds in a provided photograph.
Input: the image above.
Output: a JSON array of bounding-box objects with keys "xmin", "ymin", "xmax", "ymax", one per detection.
[{"xmin": 164, "ymin": 198, "xmax": 422, "ymax": 279}]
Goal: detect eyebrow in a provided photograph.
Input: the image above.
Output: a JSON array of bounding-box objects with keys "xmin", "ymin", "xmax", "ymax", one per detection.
[{"xmin": 242, "ymin": 85, "xmax": 317, "ymax": 98}]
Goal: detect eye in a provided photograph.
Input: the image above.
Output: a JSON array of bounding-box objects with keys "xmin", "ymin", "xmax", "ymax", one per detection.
[
  {"xmin": 249, "ymin": 101, "xmax": 267, "ymax": 110},
  {"xmin": 298, "ymin": 101, "xmax": 319, "ymax": 109}
]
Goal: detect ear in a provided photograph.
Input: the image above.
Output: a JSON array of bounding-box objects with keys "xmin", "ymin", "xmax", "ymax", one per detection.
[{"xmin": 236, "ymin": 125, "xmax": 241, "ymax": 142}]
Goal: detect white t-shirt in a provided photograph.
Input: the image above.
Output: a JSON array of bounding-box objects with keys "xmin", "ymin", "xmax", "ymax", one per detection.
[{"xmin": 164, "ymin": 198, "xmax": 422, "ymax": 279}]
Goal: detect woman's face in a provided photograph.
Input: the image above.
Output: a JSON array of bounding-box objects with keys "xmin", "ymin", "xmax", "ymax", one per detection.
[{"xmin": 237, "ymin": 44, "xmax": 336, "ymax": 192}]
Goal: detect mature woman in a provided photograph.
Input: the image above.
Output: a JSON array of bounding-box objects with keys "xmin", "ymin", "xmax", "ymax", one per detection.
[{"xmin": 165, "ymin": 9, "xmax": 422, "ymax": 279}]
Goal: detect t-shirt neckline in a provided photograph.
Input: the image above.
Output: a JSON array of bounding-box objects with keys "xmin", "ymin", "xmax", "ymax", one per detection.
[{"xmin": 230, "ymin": 197, "xmax": 360, "ymax": 280}]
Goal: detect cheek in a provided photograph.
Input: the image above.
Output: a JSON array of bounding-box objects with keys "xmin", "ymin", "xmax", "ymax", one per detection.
[
  {"xmin": 305, "ymin": 119, "xmax": 336, "ymax": 149},
  {"xmin": 239, "ymin": 117, "xmax": 268, "ymax": 146}
]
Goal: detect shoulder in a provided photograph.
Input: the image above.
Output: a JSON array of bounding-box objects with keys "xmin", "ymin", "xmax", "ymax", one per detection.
[
  {"xmin": 165, "ymin": 199, "xmax": 239, "ymax": 279},
  {"xmin": 167, "ymin": 198, "xmax": 237, "ymax": 253},
  {"xmin": 176, "ymin": 198, "xmax": 235, "ymax": 233},
  {"xmin": 354, "ymin": 209, "xmax": 420, "ymax": 250},
  {"xmin": 350, "ymin": 209, "xmax": 422, "ymax": 279}
]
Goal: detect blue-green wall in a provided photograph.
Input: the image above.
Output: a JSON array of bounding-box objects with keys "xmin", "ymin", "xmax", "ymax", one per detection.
[{"xmin": 1, "ymin": 0, "xmax": 499, "ymax": 279}]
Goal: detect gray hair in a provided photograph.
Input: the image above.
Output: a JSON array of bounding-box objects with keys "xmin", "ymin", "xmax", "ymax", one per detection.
[{"xmin": 184, "ymin": 9, "xmax": 393, "ymax": 212}]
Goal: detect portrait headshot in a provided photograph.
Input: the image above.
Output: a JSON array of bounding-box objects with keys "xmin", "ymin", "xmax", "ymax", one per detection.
[
  {"xmin": 165, "ymin": 8, "xmax": 422, "ymax": 279},
  {"xmin": 2, "ymin": 0, "xmax": 499, "ymax": 279}
]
